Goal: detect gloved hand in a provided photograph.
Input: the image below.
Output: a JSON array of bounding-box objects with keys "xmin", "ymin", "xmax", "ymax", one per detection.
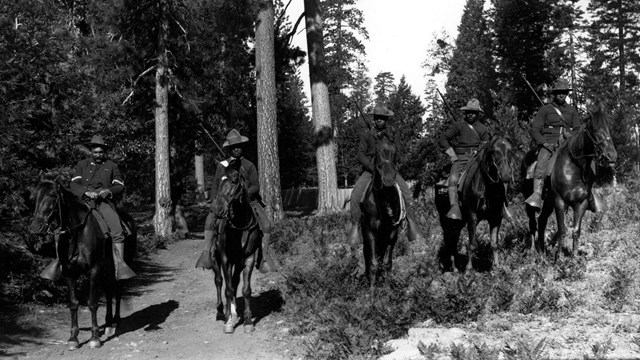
[
  {"xmin": 543, "ymin": 143, "xmax": 557, "ymax": 152},
  {"xmin": 445, "ymin": 147, "xmax": 458, "ymax": 163},
  {"xmin": 84, "ymin": 191, "xmax": 98, "ymax": 199},
  {"xmin": 98, "ymin": 189, "xmax": 112, "ymax": 199}
]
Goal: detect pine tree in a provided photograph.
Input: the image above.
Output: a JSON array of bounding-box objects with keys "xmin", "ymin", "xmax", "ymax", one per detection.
[{"xmin": 445, "ymin": 0, "xmax": 495, "ymax": 118}]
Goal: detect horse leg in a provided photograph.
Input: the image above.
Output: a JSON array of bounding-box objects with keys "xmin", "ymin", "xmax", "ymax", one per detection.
[
  {"xmin": 525, "ymin": 205, "xmax": 538, "ymax": 252},
  {"xmin": 212, "ymin": 251, "xmax": 224, "ymax": 320},
  {"xmin": 222, "ymin": 254, "xmax": 238, "ymax": 334},
  {"xmin": 571, "ymin": 201, "xmax": 589, "ymax": 255},
  {"xmin": 87, "ymin": 267, "xmax": 102, "ymax": 349},
  {"xmin": 465, "ymin": 217, "xmax": 478, "ymax": 273},
  {"xmin": 362, "ymin": 225, "xmax": 374, "ymax": 289},
  {"xmin": 66, "ymin": 276, "xmax": 81, "ymax": 350},
  {"xmin": 488, "ymin": 219, "xmax": 501, "ymax": 269},
  {"xmin": 536, "ymin": 198, "xmax": 554, "ymax": 255},
  {"xmin": 242, "ymin": 244, "xmax": 256, "ymax": 333},
  {"xmin": 104, "ymin": 277, "xmax": 121, "ymax": 337},
  {"xmin": 383, "ymin": 229, "xmax": 397, "ymax": 275},
  {"xmin": 552, "ymin": 197, "xmax": 570, "ymax": 256}
]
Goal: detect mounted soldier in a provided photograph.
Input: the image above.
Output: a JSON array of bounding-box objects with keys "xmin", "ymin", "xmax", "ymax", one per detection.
[
  {"xmin": 196, "ymin": 129, "xmax": 280, "ymax": 273},
  {"xmin": 41, "ymin": 135, "xmax": 136, "ymax": 281},
  {"xmin": 347, "ymin": 102, "xmax": 425, "ymax": 246},
  {"xmin": 439, "ymin": 98, "xmax": 513, "ymax": 220},
  {"xmin": 524, "ymin": 79, "xmax": 581, "ymax": 209}
]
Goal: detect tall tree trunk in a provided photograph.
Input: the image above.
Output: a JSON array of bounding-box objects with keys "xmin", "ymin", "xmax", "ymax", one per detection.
[
  {"xmin": 255, "ymin": 0, "xmax": 284, "ymax": 221},
  {"xmin": 304, "ymin": 0, "xmax": 340, "ymax": 213},
  {"xmin": 617, "ymin": 0, "xmax": 625, "ymax": 91},
  {"xmin": 154, "ymin": 0, "xmax": 172, "ymax": 236},
  {"xmin": 194, "ymin": 153, "xmax": 205, "ymax": 203}
]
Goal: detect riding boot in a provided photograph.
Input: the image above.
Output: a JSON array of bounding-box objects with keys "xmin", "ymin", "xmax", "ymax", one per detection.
[
  {"xmin": 113, "ymin": 243, "xmax": 136, "ymax": 280},
  {"xmin": 257, "ymin": 233, "xmax": 280, "ymax": 273},
  {"xmin": 40, "ymin": 259, "xmax": 62, "ymax": 282},
  {"xmin": 446, "ymin": 187, "xmax": 462, "ymax": 220},
  {"xmin": 525, "ymin": 178, "xmax": 544, "ymax": 209},
  {"xmin": 405, "ymin": 216, "xmax": 424, "ymax": 242},
  {"xmin": 588, "ymin": 191, "xmax": 608, "ymax": 213},
  {"xmin": 195, "ymin": 230, "xmax": 216, "ymax": 269}
]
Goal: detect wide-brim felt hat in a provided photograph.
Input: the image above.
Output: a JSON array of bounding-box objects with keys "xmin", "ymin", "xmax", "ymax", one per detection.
[
  {"xmin": 460, "ymin": 98, "xmax": 484, "ymax": 113},
  {"xmin": 550, "ymin": 78, "xmax": 572, "ymax": 92},
  {"xmin": 85, "ymin": 135, "xmax": 112, "ymax": 150},
  {"xmin": 369, "ymin": 102, "xmax": 394, "ymax": 117},
  {"xmin": 223, "ymin": 129, "xmax": 249, "ymax": 147}
]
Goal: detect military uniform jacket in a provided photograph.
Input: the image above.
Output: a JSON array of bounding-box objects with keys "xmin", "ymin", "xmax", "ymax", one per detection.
[
  {"xmin": 439, "ymin": 121, "xmax": 490, "ymax": 155},
  {"xmin": 70, "ymin": 158, "xmax": 125, "ymax": 200},
  {"xmin": 357, "ymin": 128, "xmax": 399, "ymax": 173},
  {"xmin": 530, "ymin": 101, "xmax": 581, "ymax": 145},
  {"xmin": 210, "ymin": 157, "xmax": 260, "ymax": 200}
]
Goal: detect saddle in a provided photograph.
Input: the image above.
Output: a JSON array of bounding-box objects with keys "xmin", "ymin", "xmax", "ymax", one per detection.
[{"xmin": 525, "ymin": 144, "xmax": 564, "ymax": 180}]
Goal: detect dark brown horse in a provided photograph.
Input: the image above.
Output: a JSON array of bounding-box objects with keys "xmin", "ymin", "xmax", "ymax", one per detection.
[
  {"xmin": 521, "ymin": 105, "xmax": 616, "ymax": 256},
  {"xmin": 28, "ymin": 178, "xmax": 136, "ymax": 350},
  {"xmin": 211, "ymin": 159, "xmax": 260, "ymax": 333},
  {"xmin": 435, "ymin": 136, "xmax": 515, "ymax": 272},
  {"xmin": 360, "ymin": 136, "xmax": 403, "ymax": 287}
]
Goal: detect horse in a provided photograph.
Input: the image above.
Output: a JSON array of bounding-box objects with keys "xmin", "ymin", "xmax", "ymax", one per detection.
[
  {"xmin": 28, "ymin": 178, "xmax": 136, "ymax": 350},
  {"xmin": 521, "ymin": 104, "xmax": 616, "ymax": 256},
  {"xmin": 360, "ymin": 136, "xmax": 404, "ymax": 288},
  {"xmin": 211, "ymin": 159, "xmax": 261, "ymax": 334},
  {"xmin": 435, "ymin": 136, "xmax": 515, "ymax": 272}
]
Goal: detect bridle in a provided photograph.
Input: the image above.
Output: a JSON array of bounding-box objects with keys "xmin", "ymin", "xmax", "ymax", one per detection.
[
  {"xmin": 216, "ymin": 170, "xmax": 255, "ymax": 231},
  {"xmin": 482, "ymin": 139, "xmax": 513, "ymax": 185}
]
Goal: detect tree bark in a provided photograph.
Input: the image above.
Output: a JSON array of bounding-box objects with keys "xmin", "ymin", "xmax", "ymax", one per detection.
[
  {"xmin": 255, "ymin": 0, "xmax": 284, "ymax": 221},
  {"xmin": 194, "ymin": 153, "xmax": 205, "ymax": 203},
  {"xmin": 153, "ymin": 0, "xmax": 172, "ymax": 236},
  {"xmin": 304, "ymin": 0, "xmax": 340, "ymax": 214}
]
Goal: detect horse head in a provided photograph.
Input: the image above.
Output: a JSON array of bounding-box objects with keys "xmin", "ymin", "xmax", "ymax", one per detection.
[
  {"xmin": 585, "ymin": 104, "xmax": 617, "ymax": 168},
  {"xmin": 483, "ymin": 137, "xmax": 515, "ymax": 184},
  {"xmin": 29, "ymin": 180, "xmax": 62, "ymax": 236},
  {"xmin": 213, "ymin": 159, "xmax": 251, "ymax": 227},
  {"xmin": 373, "ymin": 136, "xmax": 397, "ymax": 189}
]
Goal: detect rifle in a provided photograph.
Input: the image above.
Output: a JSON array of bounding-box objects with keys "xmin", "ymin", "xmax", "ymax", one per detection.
[
  {"xmin": 352, "ymin": 100, "xmax": 372, "ymax": 130},
  {"xmin": 436, "ymin": 88, "xmax": 458, "ymax": 122},
  {"xmin": 198, "ymin": 123, "xmax": 226, "ymax": 160},
  {"xmin": 522, "ymin": 75, "xmax": 544, "ymax": 106}
]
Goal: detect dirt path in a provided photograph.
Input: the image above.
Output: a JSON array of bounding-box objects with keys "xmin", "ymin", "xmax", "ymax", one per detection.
[{"xmin": 1, "ymin": 235, "xmax": 300, "ymax": 360}]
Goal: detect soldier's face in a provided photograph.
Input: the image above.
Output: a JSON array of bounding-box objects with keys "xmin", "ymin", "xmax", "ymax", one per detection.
[
  {"xmin": 554, "ymin": 91, "xmax": 569, "ymax": 105},
  {"xmin": 229, "ymin": 145, "xmax": 243, "ymax": 159},
  {"xmin": 91, "ymin": 147, "xmax": 106, "ymax": 163},
  {"xmin": 463, "ymin": 111, "xmax": 481, "ymax": 124},
  {"xmin": 373, "ymin": 116, "xmax": 388, "ymax": 130}
]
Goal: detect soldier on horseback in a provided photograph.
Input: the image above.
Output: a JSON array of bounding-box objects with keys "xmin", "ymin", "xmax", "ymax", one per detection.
[
  {"xmin": 41, "ymin": 135, "xmax": 136, "ymax": 281},
  {"xmin": 347, "ymin": 102, "xmax": 425, "ymax": 246},
  {"xmin": 196, "ymin": 129, "xmax": 280, "ymax": 273},
  {"xmin": 524, "ymin": 79, "xmax": 581, "ymax": 209},
  {"xmin": 439, "ymin": 98, "xmax": 513, "ymax": 220}
]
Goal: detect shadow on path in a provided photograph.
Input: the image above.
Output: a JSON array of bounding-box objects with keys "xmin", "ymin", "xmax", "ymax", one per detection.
[{"xmin": 115, "ymin": 300, "xmax": 180, "ymax": 337}]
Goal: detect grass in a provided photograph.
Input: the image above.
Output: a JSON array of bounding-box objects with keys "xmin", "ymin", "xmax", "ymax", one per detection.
[{"xmin": 275, "ymin": 179, "xmax": 640, "ymax": 359}]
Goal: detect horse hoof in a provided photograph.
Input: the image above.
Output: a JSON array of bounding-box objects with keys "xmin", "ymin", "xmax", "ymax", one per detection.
[
  {"xmin": 244, "ymin": 324, "xmax": 255, "ymax": 333},
  {"xmin": 223, "ymin": 324, "xmax": 235, "ymax": 334},
  {"xmin": 88, "ymin": 339, "xmax": 102, "ymax": 349},
  {"xmin": 105, "ymin": 326, "xmax": 116, "ymax": 337},
  {"xmin": 68, "ymin": 340, "xmax": 79, "ymax": 350},
  {"xmin": 223, "ymin": 315, "xmax": 239, "ymax": 334}
]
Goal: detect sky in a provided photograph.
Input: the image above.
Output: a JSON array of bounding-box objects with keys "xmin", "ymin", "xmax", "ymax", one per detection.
[{"xmin": 285, "ymin": 0, "xmax": 469, "ymax": 106}]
